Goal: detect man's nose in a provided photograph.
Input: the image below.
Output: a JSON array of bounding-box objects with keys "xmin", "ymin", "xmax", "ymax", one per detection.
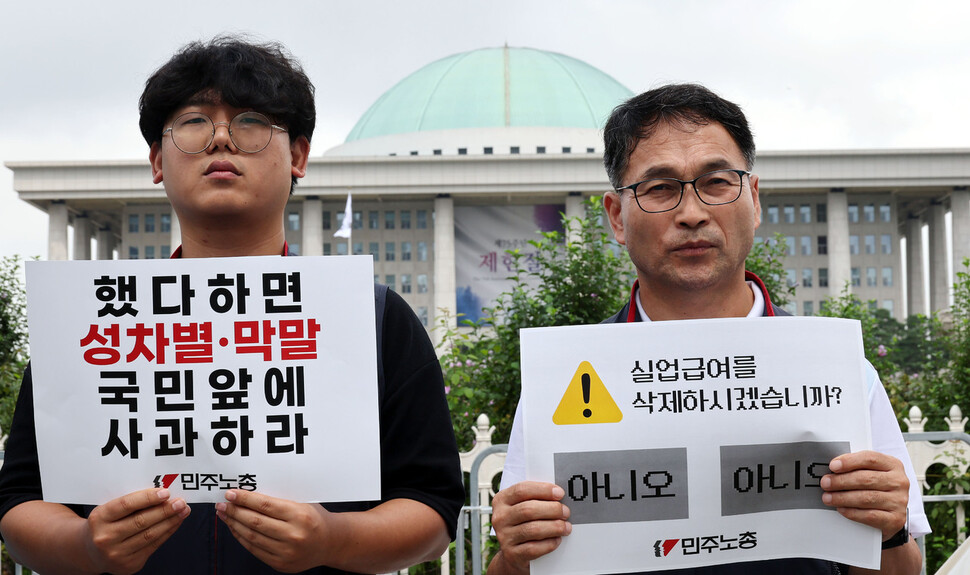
[
  {"xmin": 674, "ymin": 183, "xmax": 710, "ymax": 226},
  {"xmin": 209, "ymin": 121, "xmax": 235, "ymax": 151}
]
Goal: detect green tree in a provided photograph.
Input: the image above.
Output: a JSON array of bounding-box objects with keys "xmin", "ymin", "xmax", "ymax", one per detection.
[
  {"xmin": 0, "ymin": 256, "xmax": 29, "ymax": 438},
  {"xmin": 745, "ymin": 233, "xmax": 796, "ymax": 307}
]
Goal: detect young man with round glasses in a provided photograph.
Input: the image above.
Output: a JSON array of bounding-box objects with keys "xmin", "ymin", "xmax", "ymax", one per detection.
[
  {"xmin": 487, "ymin": 84, "xmax": 926, "ymax": 575},
  {"xmin": 0, "ymin": 37, "xmax": 463, "ymax": 575}
]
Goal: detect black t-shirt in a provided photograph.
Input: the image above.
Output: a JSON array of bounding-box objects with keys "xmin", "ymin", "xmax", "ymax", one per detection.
[{"xmin": 0, "ymin": 287, "xmax": 463, "ymax": 575}]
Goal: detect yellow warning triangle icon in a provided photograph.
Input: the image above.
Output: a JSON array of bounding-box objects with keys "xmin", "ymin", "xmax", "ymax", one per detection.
[{"xmin": 552, "ymin": 361, "xmax": 623, "ymax": 425}]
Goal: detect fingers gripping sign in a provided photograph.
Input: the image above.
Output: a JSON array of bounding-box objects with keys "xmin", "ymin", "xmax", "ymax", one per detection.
[
  {"xmin": 216, "ymin": 489, "xmax": 331, "ymax": 573},
  {"xmin": 820, "ymin": 450, "xmax": 909, "ymax": 540},
  {"xmin": 85, "ymin": 488, "xmax": 191, "ymax": 575},
  {"xmin": 489, "ymin": 481, "xmax": 572, "ymax": 575}
]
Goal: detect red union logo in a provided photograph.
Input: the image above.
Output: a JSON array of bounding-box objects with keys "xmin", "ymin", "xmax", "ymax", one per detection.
[
  {"xmin": 153, "ymin": 474, "xmax": 179, "ymax": 489},
  {"xmin": 653, "ymin": 539, "xmax": 679, "ymax": 557}
]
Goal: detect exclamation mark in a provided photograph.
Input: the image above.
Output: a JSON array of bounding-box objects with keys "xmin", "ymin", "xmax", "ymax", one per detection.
[{"xmin": 582, "ymin": 373, "xmax": 592, "ymax": 418}]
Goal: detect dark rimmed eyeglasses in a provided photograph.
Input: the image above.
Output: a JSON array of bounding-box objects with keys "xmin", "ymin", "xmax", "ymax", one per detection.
[
  {"xmin": 616, "ymin": 169, "xmax": 752, "ymax": 213},
  {"xmin": 161, "ymin": 111, "xmax": 287, "ymax": 154}
]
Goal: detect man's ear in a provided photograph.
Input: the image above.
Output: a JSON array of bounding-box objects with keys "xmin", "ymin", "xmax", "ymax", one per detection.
[
  {"xmin": 603, "ymin": 191, "xmax": 627, "ymax": 245},
  {"xmin": 749, "ymin": 173, "xmax": 761, "ymax": 230},
  {"xmin": 149, "ymin": 142, "xmax": 163, "ymax": 185},
  {"xmin": 290, "ymin": 136, "xmax": 310, "ymax": 179}
]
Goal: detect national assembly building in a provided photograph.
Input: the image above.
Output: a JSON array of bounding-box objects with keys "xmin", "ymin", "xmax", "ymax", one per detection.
[{"xmin": 7, "ymin": 46, "xmax": 970, "ymax": 332}]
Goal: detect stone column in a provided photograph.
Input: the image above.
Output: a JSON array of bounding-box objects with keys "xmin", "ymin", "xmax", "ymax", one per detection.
[
  {"xmin": 927, "ymin": 199, "xmax": 949, "ymax": 312},
  {"xmin": 433, "ymin": 194, "xmax": 456, "ymax": 344},
  {"xmin": 169, "ymin": 206, "xmax": 181, "ymax": 250},
  {"xmin": 826, "ymin": 189, "xmax": 851, "ymax": 296},
  {"xmin": 906, "ymin": 214, "xmax": 926, "ymax": 317},
  {"xmin": 48, "ymin": 200, "xmax": 69, "ymax": 261},
  {"xmin": 564, "ymin": 192, "xmax": 584, "ymax": 243},
  {"xmin": 73, "ymin": 214, "xmax": 92, "ymax": 260},
  {"xmin": 96, "ymin": 227, "xmax": 115, "ymax": 260},
  {"xmin": 302, "ymin": 196, "xmax": 323, "ymax": 256},
  {"xmin": 953, "ymin": 187, "xmax": 970, "ymax": 277}
]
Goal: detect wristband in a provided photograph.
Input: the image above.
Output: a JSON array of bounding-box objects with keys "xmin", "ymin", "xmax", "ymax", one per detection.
[{"xmin": 881, "ymin": 525, "xmax": 909, "ymax": 550}]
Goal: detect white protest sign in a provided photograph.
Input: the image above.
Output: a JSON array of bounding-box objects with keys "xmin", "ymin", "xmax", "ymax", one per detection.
[
  {"xmin": 26, "ymin": 255, "xmax": 380, "ymax": 505},
  {"xmin": 521, "ymin": 317, "xmax": 879, "ymax": 574}
]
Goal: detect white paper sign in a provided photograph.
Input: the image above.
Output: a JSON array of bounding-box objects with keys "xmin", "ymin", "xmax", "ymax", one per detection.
[
  {"xmin": 521, "ymin": 317, "xmax": 879, "ymax": 574},
  {"xmin": 26, "ymin": 256, "xmax": 380, "ymax": 505}
]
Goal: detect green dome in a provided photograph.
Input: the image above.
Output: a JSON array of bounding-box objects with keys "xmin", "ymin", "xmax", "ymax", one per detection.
[{"xmin": 345, "ymin": 46, "xmax": 633, "ymax": 143}]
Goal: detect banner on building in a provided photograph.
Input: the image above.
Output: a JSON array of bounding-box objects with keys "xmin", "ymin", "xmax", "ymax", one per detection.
[{"xmin": 454, "ymin": 204, "xmax": 564, "ymax": 322}]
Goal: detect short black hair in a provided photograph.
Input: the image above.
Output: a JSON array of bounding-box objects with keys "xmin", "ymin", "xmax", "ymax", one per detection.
[
  {"xmin": 139, "ymin": 36, "xmax": 316, "ymax": 189},
  {"xmin": 603, "ymin": 83, "xmax": 755, "ymax": 189}
]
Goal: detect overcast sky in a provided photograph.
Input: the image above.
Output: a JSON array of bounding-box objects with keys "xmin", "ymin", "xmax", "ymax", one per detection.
[{"xmin": 2, "ymin": 0, "xmax": 968, "ymax": 260}]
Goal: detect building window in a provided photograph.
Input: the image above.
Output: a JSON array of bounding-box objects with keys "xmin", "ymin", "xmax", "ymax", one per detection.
[
  {"xmin": 145, "ymin": 214, "xmax": 155, "ymax": 233},
  {"xmin": 767, "ymin": 206, "xmax": 779, "ymax": 224},
  {"xmin": 369, "ymin": 242, "xmax": 379, "ymax": 261},
  {"xmin": 385, "ymin": 242, "xmax": 395, "ymax": 261},
  {"xmin": 369, "ymin": 211, "xmax": 379, "ymax": 229},
  {"xmin": 867, "ymin": 267, "xmax": 877, "ymax": 287},
  {"xmin": 800, "ymin": 205, "xmax": 811, "ymax": 223},
  {"xmin": 817, "ymin": 203, "xmax": 827, "ymax": 223},
  {"xmin": 883, "ymin": 300, "xmax": 894, "ymax": 315},
  {"xmin": 385, "ymin": 211, "xmax": 395, "ymax": 229},
  {"xmin": 849, "ymin": 235, "xmax": 859, "ymax": 255},
  {"xmin": 537, "ymin": 146, "xmax": 546, "ymax": 154},
  {"xmin": 786, "ymin": 268, "xmax": 797, "ymax": 288},
  {"xmin": 321, "ymin": 211, "xmax": 331, "ymax": 230},
  {"xmin": 323, "ymin": 243, "xmax": 331, "ymax": 255},
  {"xmin": 401, "ymin": 211, "xmax": 411, "ymax": 229},
  {"xmin": 864, "ymin": 235, "xmax": 875, "ymax": 254},
  {"xmin": 562, "ymin": 146, "xmax": 571, "ymax": 154},
  {"xmin": 880, "ymin": 204, "xmax": 892, "ymax": 222},
  {"xmin": 848, "ymin": 204, "xmax": 859, "ymax": 223},
  {"xmin": 161, "ymin": 214, "xmax": 171, "ymax": 233},
  {"xmin": 289, "ymin": 243, "xmax": 300, "ymax": 255},
  {"xmin": 128, "ymin": 246, "xmax": 138, "ymax": 259},
  {"xmin": 353, "ymin": 211, "xmax": 363, "ymax": 230},
  {"xmin": 802, "ymin": 268, "xmax": 813, "ymax": 288},
  {"xmin": 864, "ymin": 204, "xmax": 875, "ymax": 223},
  {"xmin": 417, "ymin": 241, "xmax": 428, "ymax": 261},
  {"xmin": 128, "ymin": 214, "xmax": 139, "ymax": 233},
  {"xmin": 819, "ymin": 268, "xmax": 829, "ymax": 288},
  {"xmin": 882, "ymin": 267, "xmax": 893, "ymax": 287},
  {"xmin": 145, "ymin": 245, "xmax": 155, "ymax": 259},
  {"xmin": 353, "ymin": 242, "xmax": 363, "ymax": 256},
  {"xmin": 484, "ymin": 147, "xmax": 493, "ymax": 155},
  {"xmin": 433, "ymin": 149, "xmax": 442, "ymax": 155},
  {"xmin": 458, "ymin": 148, "xmax": 467, "ymax": 155},
  {"xmin": 401, "ymin": 241, "xmax": 412, "ymax": 261},
  {"xmin": 800, "ymin": 236, "xmax": 812, "ymax": 256},
  {"xmin": 817, "ymin": 235, "xmax": 827, "ymax": 255},
  {"xmin": 785, "ymin": 236, "xmax": 795, "ymax": 256},
  {"xmin": 417, "ymin": 210, "xmax": 428, "ymax": 229},
  {"xmin": 418, "ymin": 306, "xmax": 429, "ymax": 326},
  {"xmin": 385, "ymin": 275, "xmax": 395, "ymax": 291},
  {"xmin": 510, "ymin": 146, "xmax": 520, "ymax": 154},
  {"xmin": 417, "ymin": 274, "xmax": 428, "ymax": 293},
  {"xmin": 161, "ymin": 244, "xmax": 170, "ymax": 257},
  {"xmin": 287, "ymin": 212, "xmax": 300, "ymax": 231},
  {"xmin": 851, "ymin": 267, "xmax": 861, "ymax": 287},
  {"xmin": 337, "ymin": 243, "xmax": 348, "ymax": 255},
  {"xmin": 400, "ymin": 274, "xmax": 412, "ymax": 294},
  {"xmin": 869, "ymin": 300, "xmax": 878, "ymax": 312},
  {"xmin": 803, "ymin": 300, "xmax": 814, "ymax": 316},
  {"xmin": 783, "ymin": 205, "xmax": 795, "ymax": 224},
  {"xmin": 586, "ymin": 147, "xmax": 595, "ymax": 153},
  {"xmin": 881, "ymin": 234, "xmax": 892, "ymax": 255}
]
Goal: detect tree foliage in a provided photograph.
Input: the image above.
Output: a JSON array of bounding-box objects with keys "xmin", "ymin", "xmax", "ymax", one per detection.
[
  {"xmin": 745, "ymin": 233, "xmax": 796, "ymax": 307},
  {"xmin": 0, "ymin": 256, "xmax": 29, "ymax": 439}
]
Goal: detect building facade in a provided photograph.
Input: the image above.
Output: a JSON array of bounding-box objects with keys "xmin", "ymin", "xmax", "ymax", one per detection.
[{"xmin": 8, "ymin": 47, "xmax": 970, "ymax": 328}]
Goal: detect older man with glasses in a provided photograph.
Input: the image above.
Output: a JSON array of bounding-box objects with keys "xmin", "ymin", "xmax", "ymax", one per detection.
[{"xmin": 488, "ymin": 84, "xmax": 927, "ymax": 575}]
